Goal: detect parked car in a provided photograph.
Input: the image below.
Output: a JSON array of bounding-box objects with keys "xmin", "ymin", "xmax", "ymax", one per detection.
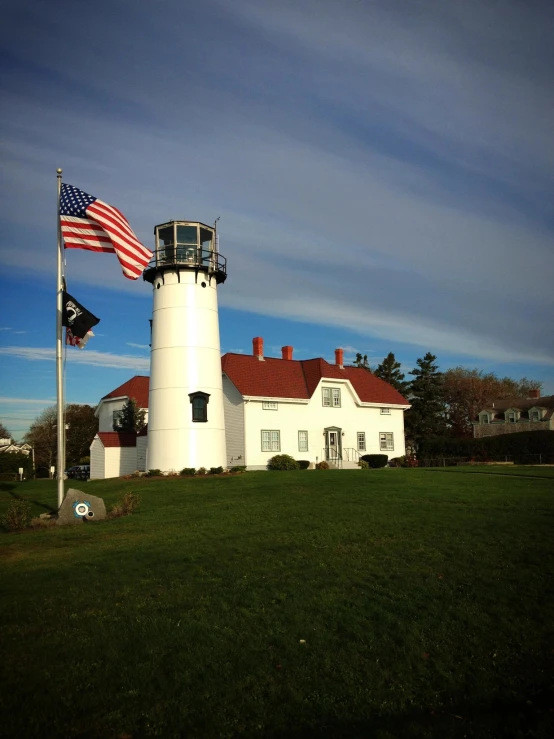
[{"xmin": 66, "ymin": 465, "xmax": 90, "ymax": 480}]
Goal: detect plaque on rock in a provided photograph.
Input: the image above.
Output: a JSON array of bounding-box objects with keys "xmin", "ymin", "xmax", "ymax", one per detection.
[{"xmin": 57, "ymin": 488, "xmax": 107, "ymax": 525}]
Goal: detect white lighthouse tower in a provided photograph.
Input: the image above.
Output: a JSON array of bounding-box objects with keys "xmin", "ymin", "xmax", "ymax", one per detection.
[{"xmin": 143, "ymin": 221, "xmax": 227, "ymax": 472}]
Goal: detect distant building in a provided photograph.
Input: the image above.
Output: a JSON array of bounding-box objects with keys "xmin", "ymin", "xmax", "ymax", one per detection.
[
  {"xmin": 473, "ymin": 389, "xmax": 554, "ymax": 438},
  {"xmin": 0, "ymin": 440, "xmax": 32, "ymax": 456}
]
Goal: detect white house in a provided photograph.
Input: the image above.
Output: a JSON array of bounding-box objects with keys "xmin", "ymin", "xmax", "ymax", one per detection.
[{"xmin": 90, "ymin": 338, "xmax": 409, "ymax": 478}]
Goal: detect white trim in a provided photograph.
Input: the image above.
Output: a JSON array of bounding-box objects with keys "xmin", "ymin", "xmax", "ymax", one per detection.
[{"xmin": 242, "ymin": 395, "xmax": 309, "ymax": 404}]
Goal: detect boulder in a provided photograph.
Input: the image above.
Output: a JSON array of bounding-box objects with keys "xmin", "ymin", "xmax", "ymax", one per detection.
[{"xmin": 57, "ymin": 488, "xmax": 106, "ymax": 526}]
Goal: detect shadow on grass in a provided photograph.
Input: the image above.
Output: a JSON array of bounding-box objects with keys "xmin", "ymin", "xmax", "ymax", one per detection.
[
  {"xmin": 420, "ymin": 468, "xmax": 554, "ymax": 480},
  {"xmin": 267, "ymin": 690, "xmax": 553, "ymax": 739},
  {"xmin": 5, "ymin": 486, "xmax": 57, "ymax": 513}
]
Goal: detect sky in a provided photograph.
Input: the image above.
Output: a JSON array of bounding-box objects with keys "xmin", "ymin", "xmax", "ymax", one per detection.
[{"xmin": 1, "ymin": 0, "xmax": 553, "ymax": 440}]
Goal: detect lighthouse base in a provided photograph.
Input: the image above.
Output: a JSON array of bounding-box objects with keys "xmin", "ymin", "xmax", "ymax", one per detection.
[{"xmin": 146, "ymin": 428, "xmax": 227, "ymax": 473}]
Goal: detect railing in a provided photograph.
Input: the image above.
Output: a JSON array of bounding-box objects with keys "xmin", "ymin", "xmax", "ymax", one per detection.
[
  {"xmin": 322, "ymin": 447, "xmax": 342, "ymax": 468},
  {"xmin": 143, "ymin": 247, "xmax": 227, "ymax": 283},
  {"xmin": 342, "ymin": 448, "xmax": 362, "ymax": 463}
]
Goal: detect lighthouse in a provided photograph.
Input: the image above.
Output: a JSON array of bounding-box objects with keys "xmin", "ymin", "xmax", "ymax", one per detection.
[{"xmin": 143, "ymin": 221, "xmax": 227, "ymax": 472}]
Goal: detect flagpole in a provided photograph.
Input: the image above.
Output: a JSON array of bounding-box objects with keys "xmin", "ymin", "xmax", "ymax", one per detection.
[{"xmin": 56, "ymin": 168, "xmax": 65, "ymax": 509}]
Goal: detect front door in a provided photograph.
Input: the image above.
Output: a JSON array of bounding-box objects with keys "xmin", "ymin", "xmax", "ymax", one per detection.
[{"xmin": 326, "ymin": 430, "xmax": 339, "ymax": 461}]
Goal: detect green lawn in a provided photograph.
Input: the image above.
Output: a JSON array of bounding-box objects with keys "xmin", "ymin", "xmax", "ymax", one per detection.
[{"xmin": 1, "ymin": 469, "xmax": 553, "ymax": 738}]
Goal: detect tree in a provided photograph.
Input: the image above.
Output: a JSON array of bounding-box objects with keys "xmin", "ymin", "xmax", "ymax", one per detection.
[
  {"xmin": 113, "ymin": 397, "xmax": 146, "ymax": 434},
  {"xmin": 441, "ymin": 368, "xmax": 543, "ymax": 438},
  {"xmin": 24, "ymin": 404, "xmax": 98, "ymax": 469},
  {"xmin": 25, "ymin": 406, "xmax": 57, "ymax": 469},
  {"xmin": 354, "ymin": 353, "xmax": 370, "ymax": 369},
  {"xmin": 0, "ymin": 422, "xmax": 12, "ymax": 441},
  {"xmin": 65, "ymin": 404, "xmax": 98, "ymax": 465},
  {"xmin": 374, "ymin": 352, "xmax": 409, "ymax": 395},
  {"xmin": 404, "ymin": 353, "xmax": 446, "ymax": 449}
]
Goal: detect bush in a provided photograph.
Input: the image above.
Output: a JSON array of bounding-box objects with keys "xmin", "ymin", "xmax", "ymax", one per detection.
[
  {"xmin": 230, "ymin": 465, "xmax": 246, "ymax": 473},
  {"xmin": 267, "ymin": 454, "xmax": 300, "ymax": 471},
  {"xmin": 147, "ymin": 469, "xmax": 161, "ymax": 477},
  {"xmin": 109, "ymin": 491, "xmax": 141, "ymax": 518},
  {"xmin": 357, "ymin": 460, "xmax": 369, "ymax": 469},
  {"xmin": 180, "ymin": 468, "xmax": 196, "ymax": 476},
  {"xmin": 296, "ymin": 460, "xmax": 310, "ymax": 469},
  {"xmin": 209, "ymin": 466, "xmax": 224, "ymax": 475},
  {"xmin": 361, "ymin": 454, "xmax": 388, "ymax": 468},
  {"xmin": 0, "ymin": 452, "xmax": 33, "ymax": 478},
  {"xmin": 1, "ymin": 499, "xmax": 32, "ymax": 532},
  {"xmin": 390, "ymin": 455, "xmax": 418, "ymax": 468},
  {"xmin": 197, "ymin": 467, "xmax": 207, "ymax": 476},
  {"xmin": 316, "ymin": 460, "xmax": 329, "ymax": 470}
]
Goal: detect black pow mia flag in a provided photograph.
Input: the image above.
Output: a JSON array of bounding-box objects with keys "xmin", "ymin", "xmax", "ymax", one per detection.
[{"xmin": 62, "ymin": 292, "xmax": 100, "ymax": 339}]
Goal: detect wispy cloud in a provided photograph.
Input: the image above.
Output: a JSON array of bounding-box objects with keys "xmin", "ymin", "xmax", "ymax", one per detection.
[
  {"xmin": 0, "ymin": 0, "xmax": 552, "ymax": 369},
  {"xmin": 126, "ymin": 342, "xmax": 150, "ymax": 350},
  {"xmin": 0, "ymin": 346, "xmax": 150, "ymax": 371}
]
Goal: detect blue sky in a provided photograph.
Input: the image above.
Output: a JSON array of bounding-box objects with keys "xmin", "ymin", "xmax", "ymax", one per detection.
[{"xmin": 1, "ymin": 0, "xmax": 553, "ymax": 440}]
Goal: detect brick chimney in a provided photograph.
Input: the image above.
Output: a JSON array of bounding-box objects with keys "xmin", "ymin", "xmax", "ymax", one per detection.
[
  {"xmin": 528, "ymin": 388, "xmax": 540, "ymax": 400},
  {"xmin": 252, "ymin": 336, "xmax": 264, "ymax": 361},
  {"xmin": 281, "ymin": 346, "xmax": 293, "ymax": 360},
  {"xmin": 335, "ymin": 348, "xmax": 344, "ymax": 369}
]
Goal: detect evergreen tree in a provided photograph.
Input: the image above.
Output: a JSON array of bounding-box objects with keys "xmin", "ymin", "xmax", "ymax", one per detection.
[
  {"xmin": 374, "ymin": 352, "xmax": 409, "ymax": 394},
  {"xmin": 113, "ymin": 397, "xmax": 146, "ymax": 434},
  {"xmin": 404, "ymin": 353, "xmax": 446, "ymax": 449}
]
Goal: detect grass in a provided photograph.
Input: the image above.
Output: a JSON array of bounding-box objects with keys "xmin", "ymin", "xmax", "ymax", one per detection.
[{"xmin": 1, "ymin": 468, "xmax": 553, "ymax": 738}]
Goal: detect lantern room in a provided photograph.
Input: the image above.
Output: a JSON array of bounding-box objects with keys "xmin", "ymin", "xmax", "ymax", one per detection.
[{"xmin": 143, "ymin": 220, "xmax": 227, "ymax": 284}]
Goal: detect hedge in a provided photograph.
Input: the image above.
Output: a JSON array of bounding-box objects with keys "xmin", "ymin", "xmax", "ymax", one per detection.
[{"xmin": 419, "ymin": 431, "xmax": 554, "ymax": 462}]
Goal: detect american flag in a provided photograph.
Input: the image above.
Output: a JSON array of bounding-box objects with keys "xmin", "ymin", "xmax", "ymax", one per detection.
[{"xmin": 59, "ymin": 183, "xmax": 153, "ymax": 280}]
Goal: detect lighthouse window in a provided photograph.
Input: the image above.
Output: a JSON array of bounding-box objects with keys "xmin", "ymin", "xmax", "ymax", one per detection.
[
  {"xmin": 189, "ymin": 391, "xmax": 210, "ymax": 423},
  {"xmin": 176, "ymin": 225, "xmax": 198, "ymax": 244},
  {"xmin": 157, "ymin": 226, "xmax": 174, "ymax": 264}
]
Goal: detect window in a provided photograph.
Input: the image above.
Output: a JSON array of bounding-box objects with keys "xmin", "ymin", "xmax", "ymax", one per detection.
[
  {"xmin": 531, "ymin": 411, "xmax": 540, "ymax": 422},
  {"xmin": 298, "ymin": 431, "xmax": 308, "ymax": 452},
  {"xmin": 379, "ymin": 432, "xmax": 394, "ymax": 451},
  {"xmin": 189, "ymin": 391, "xmax": 210, "ymax": 422},
  {"xmin": 262, "ymin": 401, "xmax": 278, "ymax": 410},
  {"xmin": 507, "ymin": 412, "xmax": 516, "ymax": 423},
  {"xmin": 481, "ymin": 414, "xmax": 489, "ymax": 424},
  {"xmin": 357, "ymin": 432, "xmax": 366, "ymax": 451},
  {"xmin": 262, "ymin": 430, "xmax": 280, "ymax": 452},
  {"xmin": 112, "ymin": 410, "xmax": 123, "ymax": 426},
  {"xmin": 322, "ymin": 387, "xmax": 341, "ymax": 407},
  {"xmin": 380, "ymin": 408, "xmax": 390, "ymax": 415}
]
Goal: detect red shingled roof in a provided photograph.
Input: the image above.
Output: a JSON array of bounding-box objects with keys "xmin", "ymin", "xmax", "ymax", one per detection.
[
  {"xmin": 97, "ymin": 432, "xmax": 137, "ymax": 448},
  {"xmin": 100, "ymin": 357, "xmax": 409, "ymax": 410},
  {"xmin": 101, "ymin": 376, "xmax": 149, "ymax": 408},
  {"xmin": 221, "ymin": 354, "xmax": 408, "ymax": 405}
]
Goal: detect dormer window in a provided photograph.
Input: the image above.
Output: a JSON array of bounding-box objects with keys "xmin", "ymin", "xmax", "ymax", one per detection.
[
  {"xmin": 530, "ymin": 409, "xmax": 542, "ymax": 422},
  {"xmin": 506, "ymin": 411, "xmax": 517, "ymax": 423},
  {"xmin": 480, "ymin": 413, "xmax": 489, "ymax": 424}
]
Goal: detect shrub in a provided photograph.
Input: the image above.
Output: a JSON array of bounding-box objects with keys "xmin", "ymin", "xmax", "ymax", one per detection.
[
  {"xmin": 230, "ymin": 465, "xmax": 246, "ymax": 473},
  {"xmin": 315, "ymin": 460, "xmax": 329, "ymax": 470},
  {"xmin": 296, "ymin": 460, "xmax": 310, "ymax": 470},
  {"xmin": 361, "ymin": 454, "xmax": 388, "ymax": 468},
  {"xmin": 180, "ymin": 467, "xmax": 196, "ymax": 476},
  {"xmin": 209, "ymin": 466, "xmax": 224, "ymax": 475},
  {"xmin": 1, "ymin": 499, "xmax": 32, "ymax": 532},
  {"xmin": 109, "ymin": 491, "xmax": 141, "ymax": 518},
  {"xmin": 165, "ymin": 469, "xmax": 179, "ymax": 477},
  {"xmin": 357, "ymin": 460, "xmax": 369, "ymax": 469},
  {"xmin": 267, "ymin": 454, "xmax": 300, "ymax": 471},
  {"xmin": 147, "ymin": 469, "xmax": 161, "ymax": 477},
  {"xmin": 197, "ymin": 467, "xmax": 207, "ymax": 476},
  {"xmin": 390, "ymin": 455, "xmax": 418, "ymax": 468}
]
